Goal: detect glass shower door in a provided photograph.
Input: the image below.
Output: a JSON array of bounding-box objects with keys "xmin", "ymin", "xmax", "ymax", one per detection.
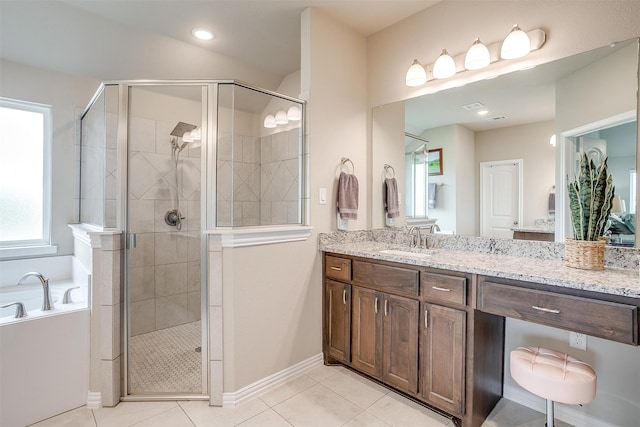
[{"xmin": 126, "ymin": 84, "xmax": 205, "ymax": 396}]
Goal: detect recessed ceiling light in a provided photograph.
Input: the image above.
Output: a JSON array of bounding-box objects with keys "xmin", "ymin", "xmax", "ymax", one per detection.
[
  {"xmin": 477, "ymin": 110, "xmax": 489, "ymax": 116},
  {"xmin": 192, "ymin": 29, "xmax": 214, "ymax": 41}
]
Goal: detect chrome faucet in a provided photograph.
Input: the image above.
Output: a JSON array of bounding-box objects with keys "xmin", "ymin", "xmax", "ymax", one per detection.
[
  {"xmin": 408, "ymin": 226, "xmax": 422, "ymax": 248},
  {"xmin": 17, "ymin": 272, "xmax": 54, "ymax": 311},
  {"xmin": 1, "ymin": 301, "xmax": 28, "ymax": 318}
]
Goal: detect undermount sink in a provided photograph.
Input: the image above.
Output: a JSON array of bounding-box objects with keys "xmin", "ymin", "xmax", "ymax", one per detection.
[{"xmin": 379, "ymin": 249, "xmax": 436, "ymax": 258}]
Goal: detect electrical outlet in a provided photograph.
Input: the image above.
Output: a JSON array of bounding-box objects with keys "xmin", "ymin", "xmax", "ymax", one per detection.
[{"xmin": 570, "ymin": 331, "xmax": 587, "ymax": 350}]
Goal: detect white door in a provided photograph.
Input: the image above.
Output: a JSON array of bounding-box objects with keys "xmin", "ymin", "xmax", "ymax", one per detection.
[{"xmin": 480, "ymin": 160, "xmax": 522, "ymax": 238}]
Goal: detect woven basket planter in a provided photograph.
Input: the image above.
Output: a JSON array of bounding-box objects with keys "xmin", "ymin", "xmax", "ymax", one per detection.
[{"xmin": 564, "ymin": 238, "xmax": 607, "ymax": 270}]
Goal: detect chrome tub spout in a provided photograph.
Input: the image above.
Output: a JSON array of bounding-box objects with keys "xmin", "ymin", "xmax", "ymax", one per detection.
[{"xmin": 17, "ymin": 272, "xmax": 54, "ymax": 311}]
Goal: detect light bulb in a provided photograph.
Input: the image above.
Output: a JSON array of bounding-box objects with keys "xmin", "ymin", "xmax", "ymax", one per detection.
[
  {"xmin": 191, "ymin": 127, "xmax": 201, "ymax": 141},
  {"xmin": 501, "ymin": 24, "xmax": 531, "ymax": 59},
  {"xmin": 287, "ymin": 106, "xmax": 301, "ymax": 121},
  {"xmin": 182, "ymin": 131, "xmax": 194, "ymax": 142},
  {"xmin": 275, "ymin": 110, "xmax": 289, "ymax": 125},
  {"xmin": 263, "ymin": 115, "xmax": 276, "ymax": 128},
  {"xmin": 464, "ymin": 38, "xmax": 490, "ymax": 70},
  {"xmin": 405, "ymin": 59, "xmax": 427, "ymax": 87},
  {"xmin": 432, "ymin": 49, "xmax": 456, "ymax": 79}
]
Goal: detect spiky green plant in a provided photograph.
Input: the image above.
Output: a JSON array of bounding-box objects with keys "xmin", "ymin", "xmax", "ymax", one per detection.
[{"xmin": 567, "ymin": 153, "xmax": 615, "ymax": 241}]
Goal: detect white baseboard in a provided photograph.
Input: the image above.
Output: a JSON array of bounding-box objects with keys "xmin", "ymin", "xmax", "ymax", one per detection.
[
  {"xmin": 503, "ymin": 384, "xmax": 617, "ymax": 427},
  {"xmin": 86, "ymin": 391, "xmax": 102, "ymax": 409},
  {"xmin": 222, "ymin": 353, "xmax": 323, "ymax": 408}
]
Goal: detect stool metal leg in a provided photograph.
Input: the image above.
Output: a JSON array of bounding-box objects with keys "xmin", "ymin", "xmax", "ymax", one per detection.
[{"xmin": 545, "ymin": 399, "xmax": 554, "ymax": 427}]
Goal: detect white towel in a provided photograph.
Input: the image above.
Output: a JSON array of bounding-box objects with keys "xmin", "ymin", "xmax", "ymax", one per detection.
[
  {"xmin": 428, "ymin": 183, "xmax": 437, "ymax": 209},
  {"xmin": 337, "ymin": 172, "xmax": 359, "ymax": 220}
]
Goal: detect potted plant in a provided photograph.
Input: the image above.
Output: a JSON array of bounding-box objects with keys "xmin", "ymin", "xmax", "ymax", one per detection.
[{"xmin": 565, "ymin": 152, "xmax": 615, "ymax": 270}]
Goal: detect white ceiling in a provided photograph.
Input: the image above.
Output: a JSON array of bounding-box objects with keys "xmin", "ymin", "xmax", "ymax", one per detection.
[{"xmin": 0, "ymin": 0, "xmax": 439, "ymax": 82}]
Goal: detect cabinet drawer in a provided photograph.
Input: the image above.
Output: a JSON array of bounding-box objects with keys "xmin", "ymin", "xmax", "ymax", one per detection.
[
  {"xmin": 421, "ymin": 272, "xmax": 466, "ymax": 306},
  {"xmin": 326, "ymin": 255, "xmax": 351, "ymax": 281},
  {"xmin": 353, "ymin": 261, "xmax": 419, "ymax": 297},
  {"xmin": 479, "ymin": 281, "xmax": 638, "ymax": 345}
]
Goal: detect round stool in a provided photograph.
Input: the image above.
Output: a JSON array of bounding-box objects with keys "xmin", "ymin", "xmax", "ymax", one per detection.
[{"xmin": 510, "ymin": 347, "xmax": 597, "ymax": 427}]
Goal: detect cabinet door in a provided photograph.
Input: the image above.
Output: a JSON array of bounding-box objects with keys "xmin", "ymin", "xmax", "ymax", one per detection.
[
  {"xmin": 382, "ymin": 294, "xmax": 419, "ymax": 393},
  {"xmin": 325, "ymin": 280, "xmax": 351, "ymax": 362},
  {"xmin": 351, "ymin": 286, "xmax": 381, "ymax": 377},
  {"xmin": 421, "ymin": 303, "xmax": 466, "ymax": 416}
]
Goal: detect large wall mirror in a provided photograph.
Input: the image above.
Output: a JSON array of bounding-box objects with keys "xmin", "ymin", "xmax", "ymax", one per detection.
[{"xmin": 372, "ymin": 38, "xmax": 639, "ymax": 247}]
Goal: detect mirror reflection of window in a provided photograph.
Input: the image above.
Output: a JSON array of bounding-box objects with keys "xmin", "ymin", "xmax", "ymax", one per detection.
[
  {"xmin": 631, "ymin": 169, "xmax": 637, "ymax": 214},
  {"xmin": 406, "ymin": 144, "xmax": 428, "ymax": 218}
]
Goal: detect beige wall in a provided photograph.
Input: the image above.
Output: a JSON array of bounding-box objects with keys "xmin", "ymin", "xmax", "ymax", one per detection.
[
  {"xmin": 222, "ymin": 8, "xmax": 369, "ymax": 391},
  {"xmin": 475, "ymin": 121, "xmax": 556, "ymax": 230},
  {"xmin": 372, "ymin": 101, "xmax": 405, "ymax": 228},
  {"xmin": 368, "ymin": 0, "xmax": 640, "ymax": 108},
  {"xmin": 0, "ymin": 59, "xmax": 99, "ymax": 256}
]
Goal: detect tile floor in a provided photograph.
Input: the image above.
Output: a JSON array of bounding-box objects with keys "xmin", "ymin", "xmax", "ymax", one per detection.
[
  {"xmin": 129, "ymin": 321, "xmax": 201, "ymax": 393},
  {"xmin": 31, "ymin": 365, "xmax": 562, "ymax": 427}
]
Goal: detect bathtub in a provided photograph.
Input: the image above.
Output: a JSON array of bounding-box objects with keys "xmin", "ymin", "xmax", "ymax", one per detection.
[{"xmin": 0, "ymin": 255, "xmax": 91, "ymax": 427}]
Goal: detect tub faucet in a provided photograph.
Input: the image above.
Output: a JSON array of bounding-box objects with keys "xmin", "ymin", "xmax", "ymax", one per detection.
[
  {"xmin": 17, "ymin": 272, "xmax": 54, "ymax": 311},
  {"xmin": 1, "ymin": 302, "xmax": 28, "ymax": 318}
]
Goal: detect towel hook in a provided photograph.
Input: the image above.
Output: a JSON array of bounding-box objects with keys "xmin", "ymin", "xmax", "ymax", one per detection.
[
  {"xmin": 383, "ymin": 164, "xmax": 395, "ymax": 179},
  {"xmin": 341, "ymin": 157, "xmax": 355, "ymax": 174}
]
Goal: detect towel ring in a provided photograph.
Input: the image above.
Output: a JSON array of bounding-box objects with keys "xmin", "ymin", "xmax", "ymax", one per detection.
[
  {"xmin": 384, "ymin": 164, "xmax": 395, "ymax": 179},
  {"xmin": 341, "ymin": 158, "xmax": 355, "ymax": 174}
]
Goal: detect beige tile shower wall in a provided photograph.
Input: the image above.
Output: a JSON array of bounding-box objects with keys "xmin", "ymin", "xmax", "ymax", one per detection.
[
  {"xmin": 260, "ymin": 128, "xmax": 301, "ymax": 225},
  {"xmin": 127, "ymin": 114, "xmax": 201, "ymax": 336},
  {"xmin": 217, "ymin": 134, "xmax": 262, "ymax": 226}
]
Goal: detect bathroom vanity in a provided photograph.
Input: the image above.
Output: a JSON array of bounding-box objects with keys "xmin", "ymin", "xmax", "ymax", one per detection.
[{"xmin": 321, "ymin": 235, "xmax": 640, "ymax": 427}]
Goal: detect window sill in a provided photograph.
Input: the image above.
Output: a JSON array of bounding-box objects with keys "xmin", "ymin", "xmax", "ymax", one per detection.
[
  {"xmin": 206, "ymin": 225, "xmax": 313, "ymax": 248},
  {"xmin": 0, "ymin": 244, "xmax": 58, "ymax": 260}
]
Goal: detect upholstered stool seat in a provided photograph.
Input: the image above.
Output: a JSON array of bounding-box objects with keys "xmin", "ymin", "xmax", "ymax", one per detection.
[{"xmin": 510, "ymin": 347, "xmax": 596, "ymax": 426}]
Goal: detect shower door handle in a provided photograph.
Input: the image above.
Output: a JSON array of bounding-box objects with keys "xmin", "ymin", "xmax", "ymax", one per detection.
[{"xmin": 129, "ymin": 233, "xmax": 137, "ymax": 249}]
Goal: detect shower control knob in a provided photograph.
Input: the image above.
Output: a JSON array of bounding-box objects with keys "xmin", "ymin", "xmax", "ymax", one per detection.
[{"xmin": 164, "ymin": 209, "xmax": 182, "ymax": 227}]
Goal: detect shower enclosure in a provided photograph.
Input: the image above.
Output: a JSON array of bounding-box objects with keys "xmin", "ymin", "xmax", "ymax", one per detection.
[{"xmin": 79, "ymin": 81, "xmax": 305, "ymax": 399}]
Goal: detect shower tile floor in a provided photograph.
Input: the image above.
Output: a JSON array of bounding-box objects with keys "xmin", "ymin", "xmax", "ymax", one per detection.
[{"xmin": 129, "ymin": 320, "xmax": 202, "ymax": 393}]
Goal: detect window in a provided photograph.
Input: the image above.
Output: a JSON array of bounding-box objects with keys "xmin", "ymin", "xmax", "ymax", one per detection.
[{"xmin": 0, "ymin": 97, "xmax": 52, "ymax": 253}]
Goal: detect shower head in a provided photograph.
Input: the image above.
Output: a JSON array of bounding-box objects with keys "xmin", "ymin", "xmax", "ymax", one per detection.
[{"xmin": 170, "ymin": 122, "xmax": 197, "ymax": 138}]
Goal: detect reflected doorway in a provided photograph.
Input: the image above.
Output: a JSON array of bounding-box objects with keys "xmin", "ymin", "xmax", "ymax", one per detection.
[{"xmin": 480, "ymin": 160, "xmax": 523, "ymax": 238}]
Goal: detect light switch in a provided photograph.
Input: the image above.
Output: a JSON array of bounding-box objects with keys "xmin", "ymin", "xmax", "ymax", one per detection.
[{"xmin": 319, "ymin": 188, "xmax": 327, "ymax": 204}]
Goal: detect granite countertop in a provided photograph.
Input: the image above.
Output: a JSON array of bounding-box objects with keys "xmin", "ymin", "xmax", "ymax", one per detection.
[
  {"xmin": 512, "ymin": 227, "xmax": 555, "ymax": 233},
  {"xmin": 321, "ymin": 240, "xmax": 640, "ymax": 299}
]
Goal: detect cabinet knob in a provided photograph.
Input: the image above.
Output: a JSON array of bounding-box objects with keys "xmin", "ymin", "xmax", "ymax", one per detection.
[
  {"xmin": 424, "ymin": 309, "xmax": 428, "ymax": 328},
  {"xmin": 375, "ymin": 297, "xmax": 379, "ymax": 314},
  {"xmin": 431, "ymin": 286, "xmax": 451, "ymax": 292},
  {"xmin": 384, "ymin": 299, "xmax": 389, "ymax": 316},
  {"xmin": 331, "ymin": 266, "xmax": 342, "ymax": 271},
  {"xmin": 343, "ymin": 289, "xmax": 347, "ymax": 305}
]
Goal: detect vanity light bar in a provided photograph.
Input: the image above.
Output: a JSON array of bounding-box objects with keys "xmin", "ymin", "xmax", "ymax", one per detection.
[{"xmin": 406, "ymin": 28, "xmax": 546, "ymax": 87}]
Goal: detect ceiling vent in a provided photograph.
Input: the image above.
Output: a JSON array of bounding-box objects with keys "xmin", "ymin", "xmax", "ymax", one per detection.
[
  {"xmin": 487, "ymin": 115, "xmax": 507, "ymax": 121},
  {"xmin": 462, "ymin": 102, "xmax": 485, "ymax": 110}
]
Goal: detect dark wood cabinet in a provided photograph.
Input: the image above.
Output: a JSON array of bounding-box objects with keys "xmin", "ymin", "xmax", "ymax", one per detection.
[
  {"xmin": 351, "ymin": 286, "xmax": 380, "ymax": 376},
  {"xmin": 351, "ymin": 286, "xmax": 419, "ymax": 393},
  {"xmin": 382, "ymin": 294, "xmax": 419, "ymax": 393},
  {"xmin": 421, "ymin": 302, "xmax": 466, "ymax": 416},
  {"xmin": 325, "ymin": 280, "xmax": 351, "ymax": 362},
  {"xmin": 323, "ymin": 253, "xmax": 504, "ymax": 427}
]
